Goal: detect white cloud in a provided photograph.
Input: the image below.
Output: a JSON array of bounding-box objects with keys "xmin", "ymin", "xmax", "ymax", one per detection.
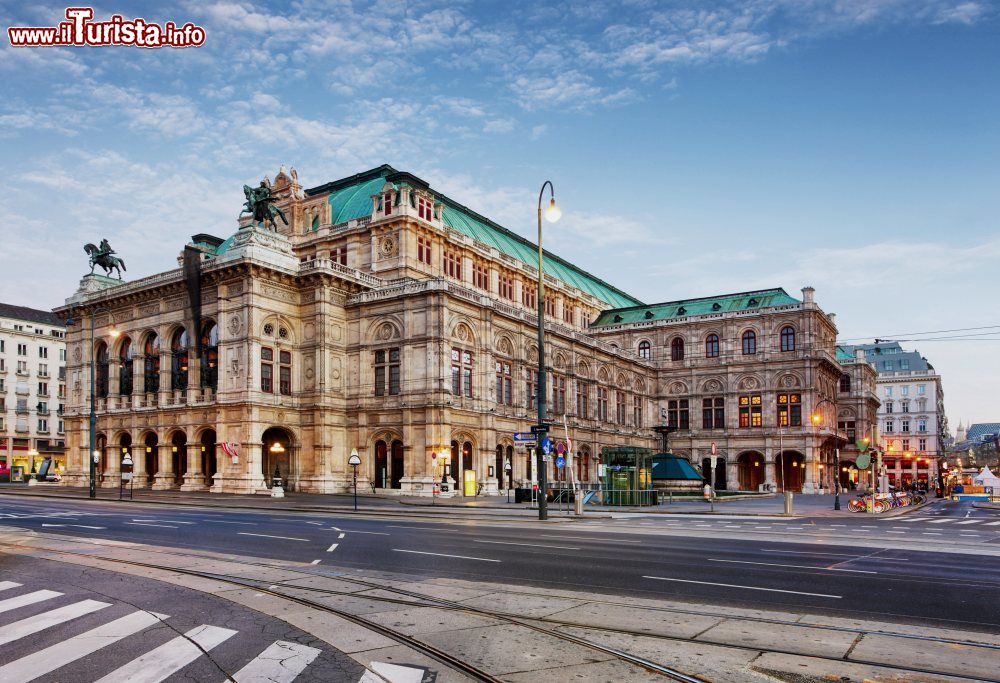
[
  {"xmin": 933, "ymin": 1, "xmax": 987, "ymax": 24},
  {"xmin": 483, "ymin": 118, "xmax": 516, "ymax": 134}
]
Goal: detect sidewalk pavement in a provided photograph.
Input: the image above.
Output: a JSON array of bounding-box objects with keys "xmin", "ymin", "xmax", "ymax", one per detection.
[{"xmin": 0, "ymin": 483, "xmax": 928, "ymax": 519}]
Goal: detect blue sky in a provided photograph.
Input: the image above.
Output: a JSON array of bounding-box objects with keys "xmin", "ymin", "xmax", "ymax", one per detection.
[{"xmin": 2, "ymin": 1, "xmax": 998, "ymax": 427}]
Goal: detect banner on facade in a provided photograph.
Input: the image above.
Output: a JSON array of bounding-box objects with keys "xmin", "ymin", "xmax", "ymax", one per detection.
[{"xmin": 220, "ymin": 442, "xmax": 240, "ymax": 464}]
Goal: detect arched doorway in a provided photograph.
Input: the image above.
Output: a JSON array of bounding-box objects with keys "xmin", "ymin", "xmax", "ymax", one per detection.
[
  {"xmin": 450, "ymin": 439, "xmax": 474, "ymax": 493},
  {"xmin": 200, "ymin": 321, "xmax": 219, "ymax": 391},
  {"xmin": 262, "ymin": 427, "xmax": 293, "ymax": 489},
  {"xmin": 374, "ymin": 440, "xmax": 388, "ymax": 488},
  {"xmin": 776, "ymin": 450, "xmax": 805, "ymax": 492},
  {"xmin": 170, "ymin": 431, "xmax": 187, "ymax": 487},
  {"xmin": 201, "ymin": 429, "xmax": 217, "ymax": 485},
  {"xmin": 701, "ymin": 457, "xmax": 727, "ymax": 490},
  {"xmin": 737, "ymin": 452, "xmax": 764, "ymax": 491},
  {"xmin": 390, "ymin": 440, "xmax": 404, "ymax": 489},
  {"xmin": 840, "ymin": 460, "xmax": 858, "ymax": 490},
  {"xmin": 143, "ymin": 432, "xmax": 158, "ymax": 487},
  {"xmin": 96, "ymin": 433, "xmax": 108, "ymax": 482},
  {"xmin": 496, "ymin": 445, "xmax": 504, "ymax": 490}
]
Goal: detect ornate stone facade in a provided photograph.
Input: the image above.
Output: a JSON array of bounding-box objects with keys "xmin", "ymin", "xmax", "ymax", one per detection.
[{"xmin": 55, "ymin": 165, "xmax": 877, "ymax": 497}]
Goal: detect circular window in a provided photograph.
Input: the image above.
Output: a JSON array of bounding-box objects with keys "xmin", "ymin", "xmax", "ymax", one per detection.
[
  {"xmin": 263, "ymin": 323, "xmax": 274, "ymax": 336},
  {"xmin": 278, "ymin": 327, "xmax": 288, "ymax": 339}
]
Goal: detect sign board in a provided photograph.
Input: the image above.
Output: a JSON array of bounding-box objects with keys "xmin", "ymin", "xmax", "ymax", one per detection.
[
  {"xmin": 711, "ymin": 442, "xmax": 717, "ymax": 455},
  {"xmin": 530, "ymin": 424, "xmax": 552, "ymax": 435},
  {"xmin": 513, "ymin": 432, "xmax": 537, "ymax": 443},
  {"xmin": 856, "ymin": 452, "xmax": 871, "ymax": 470},
  {"xmin": 598, "ymin": 464, "xmax": 606, "ymax": 477},
  {"xmin": 121, "ymin": 454, "xmax": 133, "ymax": 466},
  {"xmin": 348, "ymin": 449, "xmax": 362, "ymax": 467},
  {"xmin": 122, "ymin": 472, "xmax": 132, "ymax": 482},
  {"xmin": 93, "ymin": 452, "xmax": 100, "ymax": 464},
  {"xmin": 555, "ymin": 456, "xmax": 565, "ymax": 469},
  {"xmin": 556, "ymin": 441, "xmax": 566, "ymax": 455},
  {"xmin": 504, "ymin": 459, "xmax": 512, "ymax": 472},
  {"xmin": 540, "ymin": 437, "xmax": 553, "ymax": 455}
]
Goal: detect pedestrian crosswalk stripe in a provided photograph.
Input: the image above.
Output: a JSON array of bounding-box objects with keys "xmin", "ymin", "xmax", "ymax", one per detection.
[
  {"xmin": 230, "ymin": 640, "xmax": 321, "ymax": 683},
  {"xmin": 984, "ymin": 521, "xmax": 1000, "ymax": 526},
  {"xmin": 927, "ymin": 519, "xmax": 955, "ymax": 523},
  {"xmin": 0, "ymin": 600, "xmax": 111, "ymax": 646},
  {"xmin": 0, "ymin": 581, "xmax": 23, "ymax": 592},
  {"xmin": 0, "ymin": 610, "xmax": 168, "ymax": 683},
  {"xmin": 955, "ymin": 520, "xmax": 980, "ymax": 525},
  {"xmin": 0, "ymin": 590, "xmax": 62, "ymax": 614},
  {"xmin": 94, "ymin": 624, "xmax": 237, "ymax": 683}
]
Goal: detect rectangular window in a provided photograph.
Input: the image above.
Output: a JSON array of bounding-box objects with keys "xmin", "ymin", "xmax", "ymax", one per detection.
[
  {"xmin": 278, "ymin": 351, "xmax": 292, "ymax": 395},
  {"xmin": 633, "ymin": 396, "xmax": 643, "ymax": 427},
  {"xmin": 331, "ymin": 246, "xmax": 347, "ymax": 265},
  {"xmin": 417, "ymin": 195, "xmax": 434, "ymax": 221},
  {"xmin": 260, "ymin": 347, "xmax": 273, "ymax": 393},
  {"xmin": 522, "ymin": 284, "xmax": 536, "ymax": 309},
  {"xmin": 443, "ymin": 250, "xmax": 462, "ymax": 279},
  {"xmin": 552, "ymin": 374, "xmax": 566, "ymax": 414},
  {"xmin": 39, "ymin": 347, "xmax": 48, "ymax": 359},
  {"xmin": 885, "ymin": 419, "xmax": 894, "ymax": 433},
  {"xmin": 901, "ymin": 401, "xmax": 909, "ymax": 413},
  {"xmin": 375, "ymin": 349, "xmax": 401, "ymax": 396},
  {"xmin": 576, "ymin": 382, "xmax": 589, "ymax": 418},
  {"xmin": 901, "ymin": 385, "xmax": 910, "ymax": 396},
  {"xmin": 918, "ymin": 419, "xmax": 927, "ymax": 433},
  {"xmin": 544, "ymin": 296, "xmax": 555, "ymax": 317},
  {"xmin": 597, "ymin": 387, "xmax": 608, "ymax": 421},
  {"xmin": 17, "ymin": 361, "xmax": 28, "ymax": 374},
  {"xmin": 526, "ymin": 369, "xmax": 538, "ymax": 410},
  {"xmin": 900, "ymin": 359, "xmax": 909, "ymax": 370},
  {"xmin": 582, "ymin": 311, "xmax": 591, "ymax": 327},
  {"xmin": 473, "ymin": 262, "xmax": 488, "ymax": 290},
  {"xmin": 702, "ymin": 397, "xmax": 725, "ymax": 429},
  {"xmin": 667, "ymin": 399, "xmax": 689, "ymax": 429},
  {"xmin": 885, "ymin": 387, "xmax": 893, "ymax": 397},
  {"xmin": 495, "ymin": 361, "xmax": 512, "ymax": 406},
  {"xmin": 901, "ymin": 420, "xmax": 910, "ymax": 433},
  {"xmin": 739, "ymin": 394, "xmax": 762, "ymax": 428},
  {"xmin": 38, "ymin": 364, "xmax": 48, "ymax": 377},
  {"xmin": 17, "ymin": 343, "xmax": 27, "ymax": 356},
  {"xmin": 902, "ymin": 439, "xmax": 910, "ymax": 452},
  {"xmin": 615, "ymin": 391, "xmax": 626, "ymax": 424},
  {"xmin": 38, "ymin": 382, "xmax": 49, "ymax": 396},
  {"xmin": 382, "ymin": 191, "xmax": 392, "ymax": 216},
  {"xmin": 563, "ymin": 306, "xmax": 574, "ymax": 325},
  {"xmin": 38, "ymin": 419, "xmax": 47, "ymax": 432},
  {"xmin": 451, "ymin": 348, "xmax": 472, "ymax": 397},
  {"xmin": 776, "ymin": 393, "xmax": 801, "ymax": 427},
  {"xmin": 885, "ymin": 402, "xmax": 894, "ymax": 414},
  {"xmin": 499, "ymin": 274, "xmax": 515, "ymax": 301},
  {"xmin": 919, "ymin": 437, "xmax": 927, "ymax": 451},
  {"xmin": 416, "ymin": 236, "xmax": 432, "ymax": 265},
  {"xmin": 838, "ymin": 420, "xmax": 857, "ymax": 442},
  {"xmin": 918, "ymin": 384, "xmax": 926, "ymax": 395}
]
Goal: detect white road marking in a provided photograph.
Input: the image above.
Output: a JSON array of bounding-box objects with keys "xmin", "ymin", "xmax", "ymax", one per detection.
[
  {"xmin": 338, "ymin": 533, "xmax": 346, "ymax": 539},
  {"xmin": 643, "ymin": 576, "xmax": 841, "ymax": 598},
  {"xmin": 0, "ymin": 590, "xmax": 62, "ymax": 614},
  {"xmin": 362, "ymin": 662, "xmax": 426, "ymax": 683},
  {"xmin": 94, "ymin": 624, "xmax": 236, "ymax": 683},
  {"xmin": 327, "ymin": 526, "xmax": 342, "ymax": 531},
  {"xmin": 762, "ymin": 549, "xmax": 860, "ymax": 558},
  {"xmin": 311, "ymin": 560, "xmax": 321, "ymax": 565},
  {"xmin": 0, "ymin": 610, "xmax": 167, "ymax": 683},
  {"xmin": 207, "ymin": 520, "xmax": 256, "ymax": 525},
  {"xmin": 922, "ymin": 532, "xmax": 943, "ymax": 535},
  {"xmin": 238, "ymin": 532, "xmax": 310, "ymax": 542},
  {"xmin": 0, "ymin": 581, "xmax": 23, "ymax": 592},
  {"xmin": 305, "ymin": 522, "xmax": 324, "ymax": 526},
  {"xmin": 475, "ymin": 540, "xmax": 581, "ymax": 550},
  {"xmin": 984, "ymin": 521, "xmax": 1000, "ymax": 526},
  {"xmin": 338, "ymin": 529, "xmax": 389, "ymax": 535},
  {"xmin": 387, "ymin": 525, "xmax": 441, "ymax": 530},
  {"xmin": 131, "ymin": 519, "xmax": 195, "ymax": 525},
  {"xmin": 230, "ymin": 640, "xmax": 322, "ymax": 683},
  {"xmin": 540, "ymin": 535, "xmax": 642, "ymax": 543},
  {"xmin": 326, "ymin": 543, "xmax": 339, "ymax": 552},
  {"xmin": 955, "ymin": 520, "xmax": 980, "ymax": 525},
  {"xmin": 40, "ymin": 524, "xmax": 106, "ymax": 529},
  {"xmin": 708, "ymin": 558, "xmax": 876, "ymax": 574},
  {"xmin": 886, "ymin": 531, "xmax": 904, "ymax": 534},
  {"xmin": 928, "ymin": 519, "xmax": 955, "ymax": 524},
  {"xmin": 126, "ymin": 523, "xmax": 177, "ymax": 529},
  {"xmin": 0, "ymin": 600, "xmax": 111, "ymax": 646},
  {"xmin": 960, "ymin": 534, "xmax": 980, "ymax": 537},
  {"xmin": 392, "ymin": 549, "xmax": 500, "ymax": 563}
]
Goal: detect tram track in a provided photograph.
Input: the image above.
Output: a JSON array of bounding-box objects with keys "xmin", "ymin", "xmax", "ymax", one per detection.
[{"xmin": 3, "ymin": 535, "xmax": 996, "ymax": 682}]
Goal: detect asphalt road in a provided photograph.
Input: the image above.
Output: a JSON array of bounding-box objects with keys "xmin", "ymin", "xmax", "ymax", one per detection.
[{"xmin": 2, "ymin": 495, "xmax": 998, "ymax": 635}]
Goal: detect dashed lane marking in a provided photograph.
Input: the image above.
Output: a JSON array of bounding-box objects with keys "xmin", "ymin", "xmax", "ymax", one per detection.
[
  {"xmin": 392, "ymin": 549, "xmax": 500, "ymax": 563},
  {"xmin": 642, "ymin": 576, "xmax": 841, "ymax": 599},
  {"xmin": 708, "ymin": 558, "xmax": 876, "ymax": 574},
  {"xmin": 238, "ymin": 532, "xmax": 310, "ymax": 542}
]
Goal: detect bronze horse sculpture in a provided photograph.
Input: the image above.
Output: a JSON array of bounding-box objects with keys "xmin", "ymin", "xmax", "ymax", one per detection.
[{"xmin": 84, "ymin": 242, "xmax": 127, "ymax": 279}]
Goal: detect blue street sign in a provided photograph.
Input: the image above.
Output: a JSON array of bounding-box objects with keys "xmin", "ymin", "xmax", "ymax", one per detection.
[
  {"xmin": 541, "ymin": 437, "xmax": 553, "ymax": 455},
  {"xmin": 555, "ymin": 456, "xmax": 565, "ymax": 469},
  {"xmin": 513, "ymin": 432, "xmax": 536, "ymax": 443}
]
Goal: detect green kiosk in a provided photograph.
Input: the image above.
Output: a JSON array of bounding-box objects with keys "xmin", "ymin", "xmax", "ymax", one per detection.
[{"xmin": 601, "ymin": 446, "xmax": 656, "ymax": 506}]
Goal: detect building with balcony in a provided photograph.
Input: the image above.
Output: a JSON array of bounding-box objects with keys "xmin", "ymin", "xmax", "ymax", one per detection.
[
  {"xmin": 55, "ymin": 164, "xmax": 877, "ymax": 496},
  {"xmin": 840, "ymin": 341, "xmax": 947, "ymax": 488},
  {"xmin": 0, "ymin": 303, "xmax": 67, "ymax": 475}
]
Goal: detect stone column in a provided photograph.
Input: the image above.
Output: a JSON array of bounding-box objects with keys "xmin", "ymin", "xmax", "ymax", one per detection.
[
  {"xmin": 131, "ymin": 440, "xmax": 148, "ymax": 488},
  {"xmin": 802, "ymin": 447, "xmax": 818, "ymax": 494},
  {"xmin": 159, "ymin": 349, "xmax": 171, "ymax": 407},
  {"xmin": 764, "ymin": 448, "xmax": 777, "ymax": 489},
  {"xmin": 180, "ymin": 443, "xmax": 206, "ymax": 491},
  {"xmin": 152, "ymin": 445, "xmax": 176, "ymax": 489},
  {"xmin": 101, "ymin": 445, "xmax": 120, "ymax": 488}
]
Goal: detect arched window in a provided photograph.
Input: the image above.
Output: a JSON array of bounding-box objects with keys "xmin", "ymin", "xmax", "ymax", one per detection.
[
  {"xmin": 200, "ymin": 320, "xmax": 219, "ymax": 390},
  {"xmin": 742, "ymin": 330, "xmax": 757, "ymax": 355},
  {"xmin": 95, "ymin": 342, "xmax": 109, "ymax": 398},
  {"xmin": 118, "ymin": 337, "xmax": 134, "ymax": 396},
  {"xmin": 705, "ymin": 334, "xmax": 719, "ymax": 358},
  {"xmin": 670, "ymin": 337, "xmax": 684, "ymax": 361},
  {"xmin": 171, "ymin": 328, "xmax": 189, "ymax": 391},
  {"xmin": 143, "ymin": 333, "xmax": 160, "ymax": 393},
  {"xmin": 374, "ymin": 440, "xmax": 388, "ymax": 488},
  {"xmin": 780, "ymin": 326, "xmax": 796, "ymax": 352},
  {"xmin": 637, "ymin": 340, "xmax": 650, "ymax": 360}
]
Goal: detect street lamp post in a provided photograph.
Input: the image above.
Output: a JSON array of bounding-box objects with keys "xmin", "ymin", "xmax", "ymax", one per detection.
[
  {"xmin": 535, "ymin": 180, "xmax": 561, "ymax": 522},
  {"xmin": 67, "ymin": 306, "xmax": 117, "ymax": 499},
  {"xmin": 348, "ymin": 448, "xmax": 361, "ymax": 511},
  {"xmin": 811, "ymin": 397, "xmax": 841, "ymax": 510}
]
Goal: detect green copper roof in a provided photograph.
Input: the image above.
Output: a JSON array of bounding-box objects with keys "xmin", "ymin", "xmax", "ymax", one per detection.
[
  {"xmin": 593, "ymin": 288, "xmax": 799, "ymax": 326},
  {"xmin": 306, "ymin": 166, "xmax": 642, "ymax": 308},
  {"xmin": 836, "ymin": 346, "xmax": 854, "ymax": 361}
]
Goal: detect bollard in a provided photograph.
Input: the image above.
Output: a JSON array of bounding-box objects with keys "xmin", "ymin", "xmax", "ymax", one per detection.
[
  {"xmin": 574, "ymin": 495, "xmax": 583, "ymax": 516},
  {"xmin": 784, "ymin": 491, "xmax": 793, "ymax": 515}
]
